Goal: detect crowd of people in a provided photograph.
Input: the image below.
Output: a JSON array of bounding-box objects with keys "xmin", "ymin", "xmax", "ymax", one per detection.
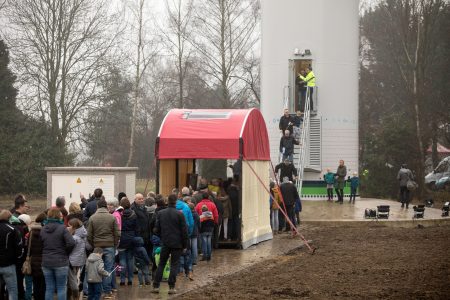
[{"xmin": 0, "ymin": 177, "xmax": 241, "ymax": 299}]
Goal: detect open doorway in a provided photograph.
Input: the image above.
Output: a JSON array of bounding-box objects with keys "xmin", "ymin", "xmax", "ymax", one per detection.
[
  {"xmin": 157, "ymin": 158, "xmax": 242, "ymax": 248},
  {"xmin": 289, "ymin": 59, "xmax": 312, "ymax": 112}
]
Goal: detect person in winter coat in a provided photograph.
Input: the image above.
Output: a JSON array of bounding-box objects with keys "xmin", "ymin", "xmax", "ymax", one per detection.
[
  {"xmin": 397, "ymin": 164, "xmax": 414, "ymax": 209},
  {"xmin": 227, "ymin": 180, "xmax": 240, "ymax": 240},
  {"xmin": 29, "ymin": 212, "xmax": 47, "ymax": 300},
  {"xmin": 131, "ymin": 193, "xmax": 152, "ymax": 257},
  {"xmin": 8, "ymin": 214, "xmax": 27, "ymax": 300},
  {"xmin": 149, "ymin": 197, "xmax": 167, "ymax": 277},
  {"xmin": 349, "ymin": 172, "xmax": 360, "ymax": 204},
  {"xmin": 279, "ymin": 130, "xmax": 300, "ymax": 162},
  {"xmin": 274, "ymin": 159, "xmax": 298, "ymax": 183},
  {"xmin": 83, "ymin": 189, "xmax": 103, "ymax": 223},
  {"xmin": 335, "ymin": 160, "xmax": 347, "ymax": 204},
  {"xmin": 279, "ymin": 177, "xmax": 299, "ymax": 231},
  {"xmin": 292, "ymin": 111, "xmax": 303, "ymax": 139},
  {"xmin": 86, "ymin": 200, "xmax": 119, "ymax": 298},
  {"xmin": 195, "ymin": 193, "xmax": 219, "ymax": 225},
  {"xmin": 17, "ymin": 214, "xmax": 33, "ymax": 300},
  {"xmin": 0, "ymin": 210, "xmax": 22, "ymax": 300},
  {"xmin": 175, "ymin": 194, "xmax": 193, "ymax": 280},
  {"xmin": 269, "ymin": 182, "xmax": 282, "ymax": 234},
  {"xmin": 218, "ymin": 188, "xmax": 232, "ymax": 241},
  {"xmin": 323, "ymin": 169, "xmax": 336, "ymax": 201},
  {"xmin": 199, "ymin": 205, "xmax": 215, "ymax": 261},
  {"xmin": 67, "ymin": 219, "xmax": 87, "ymax": 300},
  {"xmin": 188, "ymin": 203, "xmax": 200, "ymax": 266},
  {"xmin": 118, "ymin": 198, "xmax": 137, "ymax": 286},
  {"xmin": 279, "ymin": 108, "xmax": 294, "ymax": 134},
  {"xmin": 85, "ymin": 248, "xmax": 109, "ymax": 300},
  {"xmin": 133, "ymin": 237, "xmax": 151, "ymax": 287},
  {"xmin": 152, "ymin": 194, "xmax": 189, "ymax": 295},
  {"xmin": 106, "ymin": 198, "xmax": 122, "ymax": 231},
  {"xmin": 176, "ymin": 197, "xmax": 193, "ymax": 236},
  {"xmin": 40, "ymin": 207, "xmax": 75, "ymax": 300},
  {"xmin": 106, "ymin": 197, "xmax": 121, "ymax": 291}
]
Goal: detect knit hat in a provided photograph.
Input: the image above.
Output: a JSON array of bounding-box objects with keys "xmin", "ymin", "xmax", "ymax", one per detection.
[{"xmin": 18, "ymin": 214, "xmax": 31, "ymax": 225}]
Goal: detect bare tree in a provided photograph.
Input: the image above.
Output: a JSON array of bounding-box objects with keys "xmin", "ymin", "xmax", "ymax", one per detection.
[
  {"xmin": 160, "ymin": 0, "xmax": 194, "ymax": 109},
  {"xmin": 125, "ymin": 0, "xmax": 158, "ymax": 166},
  {"xmin": 0, "ymin": 0, "xmax": 6, "ymax": 11},
  {"xmin": 192, "ymin": 0, "xmax": 260, "ymax": 108},
  {"xmin": 379, "ymin": 0, "xmax": 447, "ymax": 192},
  {"xmin": 5, "ymin": 0, "xmax": 120, "ymax": 152}
]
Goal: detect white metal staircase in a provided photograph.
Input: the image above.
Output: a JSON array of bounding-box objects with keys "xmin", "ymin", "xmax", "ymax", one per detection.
[{"xmin": 294, "ymin": 87, "xmax": 312, "ymax": 194}]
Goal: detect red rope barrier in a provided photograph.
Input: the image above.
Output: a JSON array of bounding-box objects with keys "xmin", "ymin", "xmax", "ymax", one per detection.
[{"xmin": 244, "ymin": 160, "xmax": 315, "ymax": 254}]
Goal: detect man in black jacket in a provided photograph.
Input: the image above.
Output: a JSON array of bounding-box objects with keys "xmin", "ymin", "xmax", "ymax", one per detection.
[
  {"xmin": 0, "ymin": 210, "xmax": 23, "ymax": 300},
  {"xmin": 279, "ymin": 109, "xmax": 294, "ymax": 134},
  {"xmin": 279, "ymin": 178, "xmax": 299, "ymax": 232},
  {"xmin": 152, "ymin": 194, "xmax": 188, "ymax": 295},
  {"xmin": 274, "ymin": 159, "xmax": 298, "ymax": 183},
  {"xmin": 280, "ymin": 130, "xmax": 300, "ymax": 162},
  {"xmin": 83, "ymin": 188, "xmax": 103, "ymax": 222},
  {"xmin": 131, "ymin": 193, "xmax": 152, "ymax": 257}
]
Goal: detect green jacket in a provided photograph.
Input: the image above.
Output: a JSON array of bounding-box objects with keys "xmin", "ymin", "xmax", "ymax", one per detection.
[
  {"xmin": 299, "ymin": 71, "xmax": 315, "ymax": 87},
  {"xmin": 324, "ymin": 172, "xmax": 335, "ymax": 184},
  {"xmin": 336, "ymin": 165, "xmax": 347, "ymax": 182},
  {"xmin": 87, "ymin": 208, "xmax": 120, "ymax": 248}
]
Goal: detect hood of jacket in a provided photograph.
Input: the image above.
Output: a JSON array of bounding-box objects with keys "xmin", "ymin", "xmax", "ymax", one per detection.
[
  {"xmin": 87, "ymin": 253, "xmax": 102, "ymax": 263},
  {"xmin": 133, "ymin": 236, "xmax": 144, "ymax": 247},
  {"xmin": 43, "ymin": 222, "xmax": 62, "ymax": 234},
  {"xmin": 201, "ymin": 211, "xmax": 213, "ymax": 218},
  {"xmin": 74, "ymin": 226, "xmax": 87, "ymax": 239},
  {"xmin": 122, "ymin": 208, "xmax": 135, "ymax": 219}
]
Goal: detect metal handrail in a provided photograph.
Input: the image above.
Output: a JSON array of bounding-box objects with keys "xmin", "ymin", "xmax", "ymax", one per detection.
[{"xmin": 295, "ymin": 87, "xmax": 312, "ymax": 195}]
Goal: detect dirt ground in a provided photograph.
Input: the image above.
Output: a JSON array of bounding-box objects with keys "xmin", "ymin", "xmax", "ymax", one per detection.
[{"xmin": 181, "ymin": 224, "xmax": 450, "ymax": 300}]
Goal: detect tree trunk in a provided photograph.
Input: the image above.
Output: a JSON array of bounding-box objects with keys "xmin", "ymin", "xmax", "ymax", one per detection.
[{"xmin": 127, "ymin": 0, "xmax": 144, "ymax": 167}]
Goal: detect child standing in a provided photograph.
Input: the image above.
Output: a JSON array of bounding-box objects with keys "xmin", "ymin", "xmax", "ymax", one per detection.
[
  {"xmin": 199, "ymin": 205, "xmax": 215, "ymax": 261},
  {"xmin": 133, "ymin": 237, "xmax": 151, "ymax": 287},
  {"xmin": 86, "ymin": 248, "xmax": 110, "ymax": 300},
  {"xmin": 349, "ymin": 172, "xmax": 360, "ymax": 204},
  {"xmin": 323, "ymin": 169, "xmax": 335, "ymax": 201},
  {"xmin": 67, "ymin": 218, "xmax": 87, "ymax": 300}
]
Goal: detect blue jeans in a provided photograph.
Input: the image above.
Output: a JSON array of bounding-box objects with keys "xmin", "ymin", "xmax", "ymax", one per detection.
[
  {"xmin": 190, "ymin": 237, "xmax": 198, "ymax": 264},
  {"xmin": 282, "ymin": 153, "xmax": 294, "ymax": 162},
  {"xmin": 0, "ymin": 265, "xmax": 18, "ymax": 300},
  {"xmin": 101, "ymin": 247, "xmax": 115, "ymax": 293},
  {"xmin": 42, "ymin": 266, "xmax": 69, "ymax": 300},
  {"xmin": 137, "ymin": 265, "xmax": 150, "ymax": 285},
  {"xmin": 201, "ymin": 232, "xmax": 212, "ymax": 259},
  {"xmin": 87, "ymin": 282, "xmax": 102, "ymax": 300},
  {"xmin": 179, "ymin": 250, "xmax": 192, "ymax": 274},
  {"xmin": 119, "ymin": 249, "xmax": 134, "ymax": 284},
  {"xmin": 24, "ymin": 274, "xmax": 33, "ymax": 300}
]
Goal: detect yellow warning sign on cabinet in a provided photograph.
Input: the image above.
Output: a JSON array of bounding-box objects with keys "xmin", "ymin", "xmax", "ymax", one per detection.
[
  {"xmin": 76, "ymin": 178, "xmax": 82, "ymax": 183},
  {"xmin": 99, "ymin": 178, "xmax": 104, "ymax": 184}
]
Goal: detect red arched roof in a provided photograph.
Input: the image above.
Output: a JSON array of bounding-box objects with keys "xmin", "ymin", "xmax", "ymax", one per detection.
[{"xmin": 156, "ymin": 108, "xmax": 270, "ymax": 160}]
